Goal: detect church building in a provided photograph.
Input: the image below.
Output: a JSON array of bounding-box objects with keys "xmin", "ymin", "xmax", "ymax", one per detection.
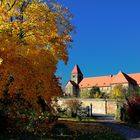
[{"xmin": 65, "ymin": 64, "xmax": 140, "ymax": 97}]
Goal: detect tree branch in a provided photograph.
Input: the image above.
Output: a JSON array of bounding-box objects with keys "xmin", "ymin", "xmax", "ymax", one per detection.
[{"xmin": 7, "ymin": 0, "xmax": 17, "ymax": 11}]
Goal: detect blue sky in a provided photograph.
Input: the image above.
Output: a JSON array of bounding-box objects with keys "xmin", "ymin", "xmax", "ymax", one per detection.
[{"xmin": 57, "ymin": 0, "xmax": 140, "ymax": 86}]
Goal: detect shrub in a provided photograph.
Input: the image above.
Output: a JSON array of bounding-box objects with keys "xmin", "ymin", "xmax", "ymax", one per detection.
[
  {"xmin": 77, "ymin": 107, "xmax": 88, "ymax": 121},
  {"xmin": 125, "ymin": 93, "xmax": 140, "ymax": 124},
  {"xmin": 115, "ymin": 104, "xmax": 128, "ymax": 122},
  {"xmin": 0, "ymin": 96, "xmax": 63, "ymax": 137},
  {"xmin": 65, "ymin": 99, "xmax": 82, "ymax": 117}
]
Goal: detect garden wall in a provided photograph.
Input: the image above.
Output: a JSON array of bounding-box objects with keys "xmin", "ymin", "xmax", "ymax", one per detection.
[{"xmin": 58, "ymin": 98, "xmax": 119, "ymax": 115}]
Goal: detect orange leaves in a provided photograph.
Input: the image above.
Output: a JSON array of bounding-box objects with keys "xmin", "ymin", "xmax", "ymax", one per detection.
[
  {"xmin": 0, "ymin": 49, "xmax": 62, "ymax": 109},
  {"xmin": 0, "ymin": 0, "xmax": 73, "ymax": 110}
]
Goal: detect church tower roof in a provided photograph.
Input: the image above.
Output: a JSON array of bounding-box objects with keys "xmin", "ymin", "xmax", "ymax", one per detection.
[{"xmin": 71, "ymin": 64, "xmax": 82, "ymax": 74}]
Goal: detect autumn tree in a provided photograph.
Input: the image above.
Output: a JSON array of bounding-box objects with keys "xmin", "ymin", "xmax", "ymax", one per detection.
[
  {"xmin": 111, "ymin": 84, "xmax": 126, "ymax": 99},
  {"xmin": 0, "ymin": 0, "xmax": 74, "ymax": 111}
]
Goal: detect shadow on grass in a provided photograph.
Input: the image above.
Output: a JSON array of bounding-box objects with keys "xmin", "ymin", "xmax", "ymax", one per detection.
[
  {"xmin": 51, "ymin": 123, "xmax": 72, "ymax": 136},
  {"xmin": 0, "ymin": 120, "xmax": 126, "ymax": 140}
]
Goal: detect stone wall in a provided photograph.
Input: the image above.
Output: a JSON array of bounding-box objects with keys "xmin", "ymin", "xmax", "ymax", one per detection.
[
  {"xmin": 106, "ymin": 100, "xmax": 118, "ymax": 114},
  {"xmin": 58, "ymin": 98, "xmax": 119, "ymax": 115},
  {"xmin": 79, "ymin": 99, "xmax": 107, "ymax": 114}
]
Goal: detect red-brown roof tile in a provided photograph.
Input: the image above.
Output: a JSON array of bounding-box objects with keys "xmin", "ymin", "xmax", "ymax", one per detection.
[
  {"xmin": 79, "ymin": 72, "xmax": 140, "ymax": 88},
  {"xmin": 128, "ymin": 73, "xmax": 140, "ymax": 85},
  {"xmin": 79, "ymin": 75, "xmax": 114, "ymax": 88}
]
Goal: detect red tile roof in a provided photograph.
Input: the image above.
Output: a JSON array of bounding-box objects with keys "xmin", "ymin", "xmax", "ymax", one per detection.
[
  {"xmin": 79, "ymin": 75, "xmax": 114, "ymax": 88},
  {"xmin": 79, "ymin": 72, "xmax": 140, "ymax": 88},
  {"xmin": 128, "ymin": 73, "xmax": 140, "ymax": 85}
]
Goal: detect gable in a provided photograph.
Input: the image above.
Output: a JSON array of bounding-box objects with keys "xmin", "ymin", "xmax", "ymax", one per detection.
[
  {"xmin": 65, "ymin": 81, "xmax": 74, "ymax": 88},
  {"xmin": 111, "ymin": 72, "xmax": 129, "ymax": 84},
  {"xmin": 65, "ymin": 80, "xmax": 79, "ymax": 89},
  {"xmin": 111, "ymin": 71, "xmax": 137, "ymax": 85}
]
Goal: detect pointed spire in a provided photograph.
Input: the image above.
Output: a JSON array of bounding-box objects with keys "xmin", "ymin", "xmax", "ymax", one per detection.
[{"xmin": 71, "ymin": 64, "xmax": 82, "ymax": 74}]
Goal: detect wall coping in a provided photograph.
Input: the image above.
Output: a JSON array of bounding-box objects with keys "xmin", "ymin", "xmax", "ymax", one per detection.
[{"xmin": 58, "ymin": 98, "xmax": 123, "ymax": 102}]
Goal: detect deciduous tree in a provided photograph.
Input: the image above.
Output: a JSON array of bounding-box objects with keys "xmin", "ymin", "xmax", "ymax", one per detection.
[
  {"xmin": 111, "ymin": 84, "xmax": 126, "ymax": 99},
  {"xmin": 0, "ymin": 0, "xmax": 73, "ymax": 110}
]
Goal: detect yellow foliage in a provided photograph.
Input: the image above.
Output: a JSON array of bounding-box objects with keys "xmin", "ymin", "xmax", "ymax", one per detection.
[
  {"xmin": 0, "ymin": 0, "xmax": 73, "ymax": 110},
  {"xmin": 111, "ymin": 84, "xmax": 126, "ymax": 99},
  {"xmin": 0, "ymin": 0, "xmax": 73, "ymax": 62}
]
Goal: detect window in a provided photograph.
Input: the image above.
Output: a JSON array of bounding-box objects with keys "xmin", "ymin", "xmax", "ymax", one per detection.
[{"xmin": 73, "ymin": 75, "xmax": 76, "ymax": 78}]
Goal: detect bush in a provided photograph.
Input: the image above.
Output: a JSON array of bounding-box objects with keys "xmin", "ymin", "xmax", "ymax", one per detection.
[
  {"xmin": 0, "ymin": 96, "xmax": 63, "ymax": 137},
  {"xmin": 77, "ymin": 107, "xmax": 88, "ymax": 121},
  {"xmin": 115, "ymin": 104, "xmax": 128, "ymax": 122},
  {"xmin": 125, "ymin": 93, "xmax": 140, "ymax": 124},
  {"xmin": 65, "ymin": 99, "xmax": 82, "ymax": 117}
]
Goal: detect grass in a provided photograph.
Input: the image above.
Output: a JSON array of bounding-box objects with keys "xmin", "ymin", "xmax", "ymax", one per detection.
[
  {"xmin": 58, "ymin": 117, "xmax": 95, "ymax": 122},
  {"xmin": 0, "ymin": 120, "xmax": 126, "ymax": 140}
]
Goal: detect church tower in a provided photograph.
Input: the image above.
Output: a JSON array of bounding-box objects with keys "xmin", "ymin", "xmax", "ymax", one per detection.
[{"xmin": 71, "ymin": 64, "xmax": 83, "ymax": 84}]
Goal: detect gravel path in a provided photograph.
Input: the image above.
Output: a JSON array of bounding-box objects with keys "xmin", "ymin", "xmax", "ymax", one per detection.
[
  {"xmin": 95, "ymin": 115, "xmax": 140, "ymax": 140},
  {"xmin": 102, "ymin": 121, "xmax": 140, "ymax": 140}
]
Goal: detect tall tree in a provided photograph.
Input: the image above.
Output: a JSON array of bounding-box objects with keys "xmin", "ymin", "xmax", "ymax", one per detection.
[{"xmin": 0, "ymin": 0, "xmax": 73, "ymax": 110}]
